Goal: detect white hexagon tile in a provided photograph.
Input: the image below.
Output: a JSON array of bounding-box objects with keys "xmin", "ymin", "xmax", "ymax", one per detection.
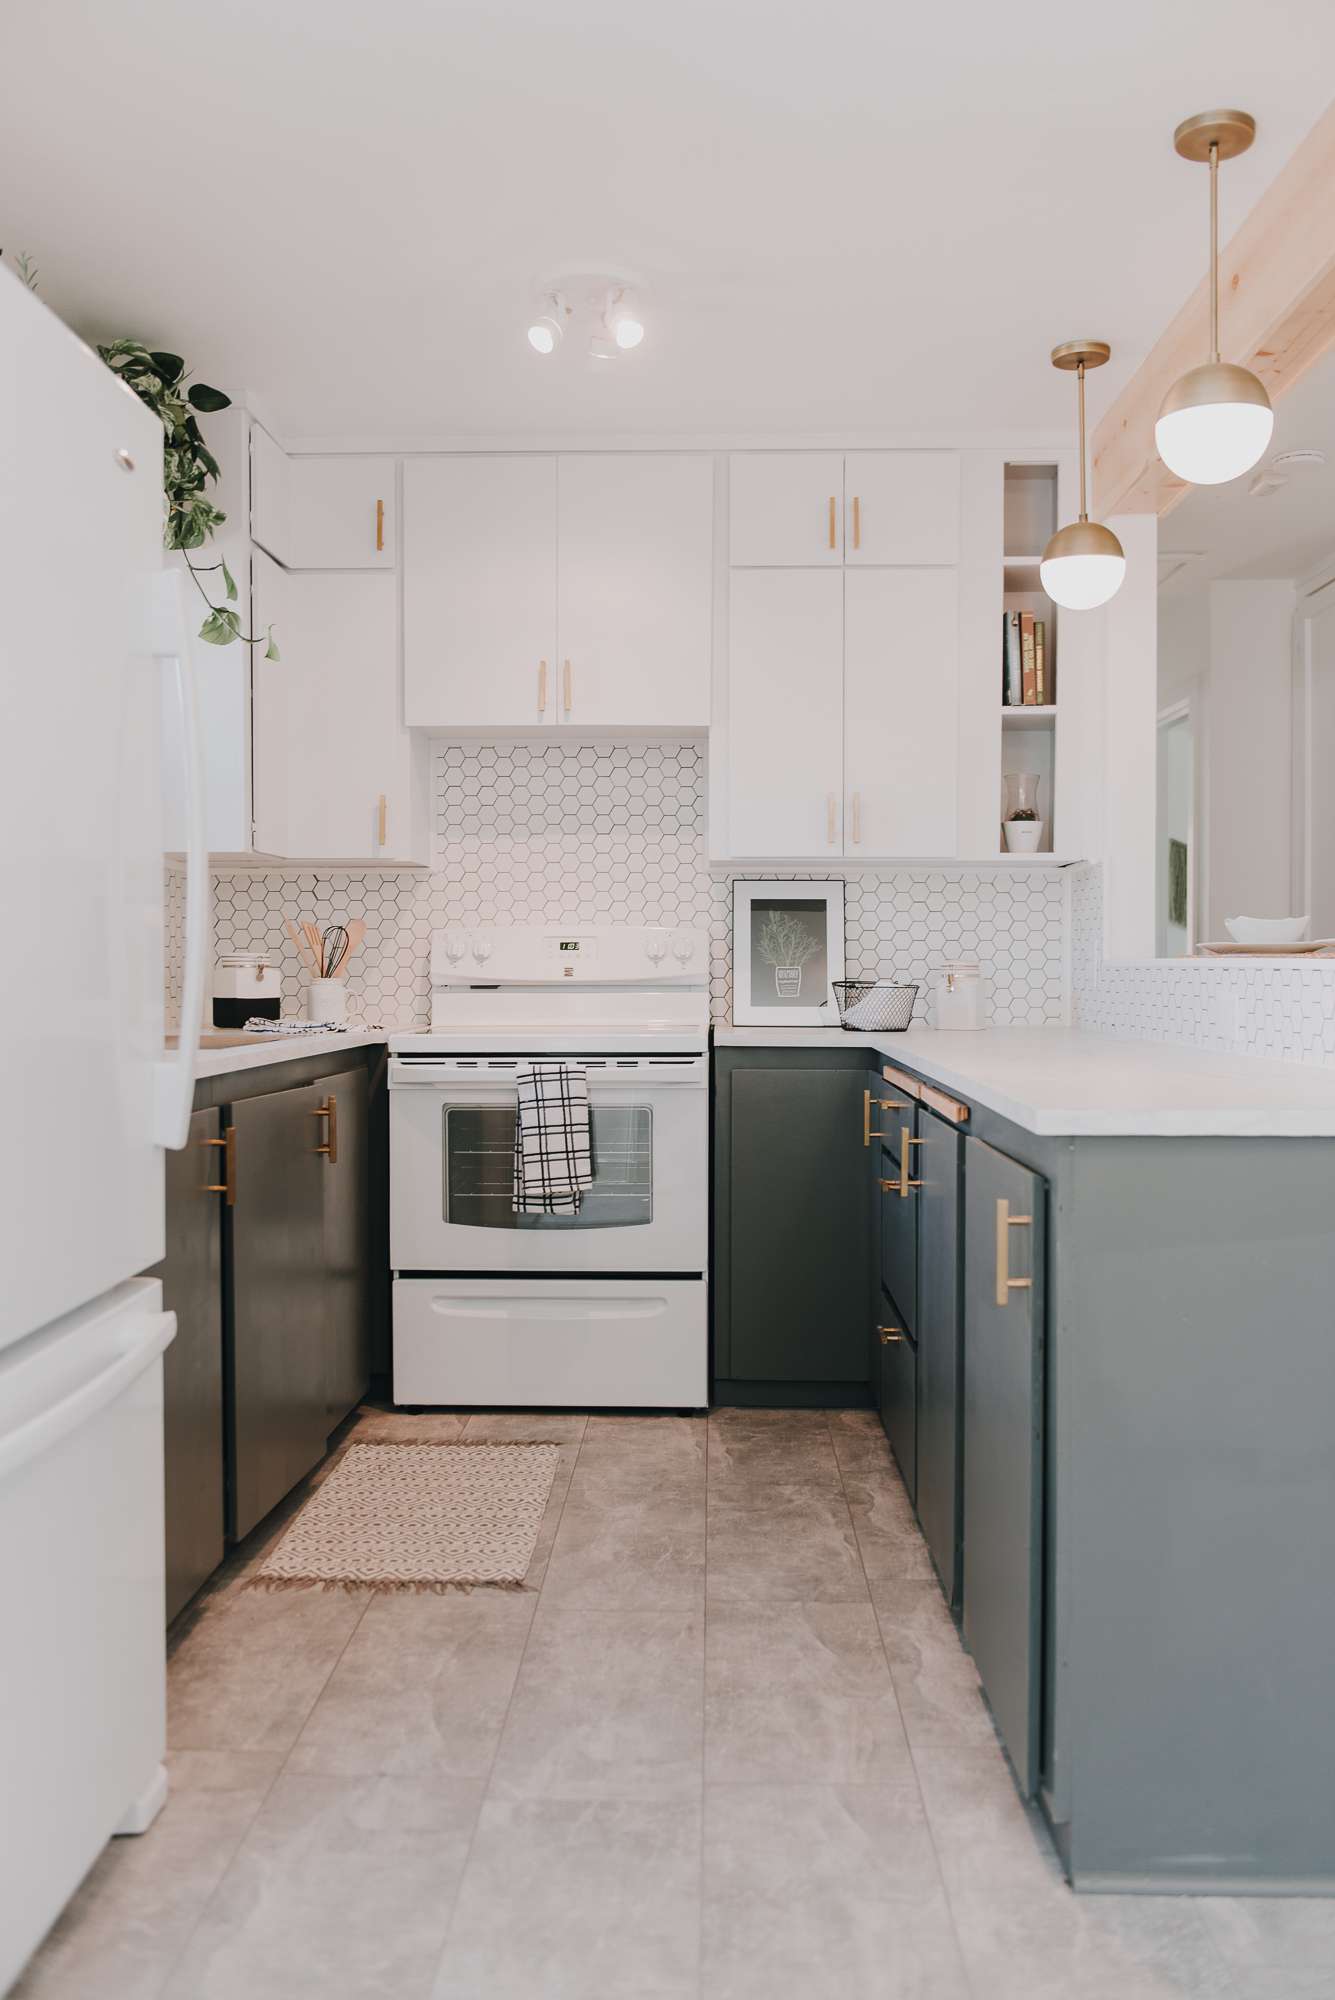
[{"xmin": 169, "ymin": 739, "xmax": 1070, "ymax": 1029}]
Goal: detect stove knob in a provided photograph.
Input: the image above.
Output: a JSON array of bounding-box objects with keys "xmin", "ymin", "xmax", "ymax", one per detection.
[
  {"xmin": 472, "ymin": 937, "xmax": 493, "ymax": 965},
  {"xmin": 646, "ymin": 935, "xmax": 668, "ymax": 964},
  {"xmin": 443, "ymin": 932, "xmax": 468, "ymax": 964},
  {"xmin": 671, "ymin": 935, "xmax": 694, "ymax": 964}
]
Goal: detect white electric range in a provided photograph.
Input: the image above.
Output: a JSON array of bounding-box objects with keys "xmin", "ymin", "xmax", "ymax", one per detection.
[{"xmin": 388, "ymin": 925, "xmax": 710, "ymax": 1408}]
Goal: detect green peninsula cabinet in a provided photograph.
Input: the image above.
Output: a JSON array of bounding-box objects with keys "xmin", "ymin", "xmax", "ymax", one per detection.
[
  {"xmin": 859, "ymin": 1046, "xmax": 1335, "ymax": 1897},
  {"xmin": 713, "ymin": 1046, "xmax": 875, "ymax": 1402}
]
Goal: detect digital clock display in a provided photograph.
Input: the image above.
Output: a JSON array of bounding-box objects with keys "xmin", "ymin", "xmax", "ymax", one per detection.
[{"xmin": 558, "ymin": 940, "xmax": 581, "ymax": 952}]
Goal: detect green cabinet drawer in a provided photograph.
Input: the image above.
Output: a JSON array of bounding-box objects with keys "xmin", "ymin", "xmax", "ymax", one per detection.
[{"xmin": 875, "ymin": 1302, "xmax": 916, "ymax": 1498}]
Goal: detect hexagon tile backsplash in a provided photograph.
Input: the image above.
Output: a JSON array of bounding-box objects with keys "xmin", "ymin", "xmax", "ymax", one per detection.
[
  {"xmin": 167, "ymin": 740, "xmax": 1070, "ymax": 1029},
  {"xmin": 1071, "ymin": 862, "xmax": 1335, "ymax": 1066}
]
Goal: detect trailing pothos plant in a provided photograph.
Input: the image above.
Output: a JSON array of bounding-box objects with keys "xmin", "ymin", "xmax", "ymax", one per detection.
[{"xmin": 96, "ymin": 341, "xmax": 278, "ymax": 657}]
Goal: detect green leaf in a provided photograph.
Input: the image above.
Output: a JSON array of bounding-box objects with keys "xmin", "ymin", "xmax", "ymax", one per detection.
[
  {"xmin": 187, "ymin": 383, "xmax": 231, "ymax": 413},
  {"xmin": 149, "ymin": 351, "xmax": 184, "ymax": 385},
  {"xmin": 198, "ymin": 610, "xmax": 235, "ymax": 646},
  {"xmin": 264, "ymin": 627, "xmax": 280, "ymax": 662},
  {"xmin": 222, "ymin": 556, "xmax": 237, "ymax": 602}
]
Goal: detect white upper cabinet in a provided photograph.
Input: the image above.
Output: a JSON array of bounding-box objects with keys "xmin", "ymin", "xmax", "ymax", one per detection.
[
  {"xmin": 844, "ymin": 451, "xmax": 959, "ymax": 566},
  {"xmin": 729, "ymin": 452, "xmax": 845, "ymax": 566},
  {"xmin": 556, "ymin": 455, "xmax": 713, "ymax": 729},
  {"xmin": 726, "ymin": 569, "xmax": 845, "ymax": 856},
  {"xmin": 251, "ymin": 550, "xmax": 422, "ymax": 862},
  {"xmin": 250, "ymin": 424, "xmax": 396, "ymax": 569},
  {"xmin": 403, "ymin": 456, "xmax": 557, "ymax": 729},
  {"xmin": 844, "ymin": 567, "xmax": 958, "ymax": 858},
  {"xmin": 402, "ymin": 453, "xmax": 713, "ymax": 730}
]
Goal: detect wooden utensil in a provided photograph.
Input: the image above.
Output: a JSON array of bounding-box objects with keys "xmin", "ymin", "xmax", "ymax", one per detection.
[
  {"xmin": 339, "ymin": 918, "xmax": 366, "ymax": 971},
  {"xmin": 286, "ymin": 917, "xmax": 320, "ymax": 978},
  {"xmin": 304, "ymin": 921, "xmax": 324, "ymax": 976}
]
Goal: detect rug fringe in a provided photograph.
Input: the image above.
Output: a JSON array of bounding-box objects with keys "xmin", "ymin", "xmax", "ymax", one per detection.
[{"xmin": 244, "ymin": 1573, "xmax": 534, "ymax": 1595}]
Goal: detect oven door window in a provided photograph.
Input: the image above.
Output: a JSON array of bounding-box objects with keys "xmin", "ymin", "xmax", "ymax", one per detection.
[{"xmin": 443, "ymin": 1103, "xmax": 653, "ymax": 1230}]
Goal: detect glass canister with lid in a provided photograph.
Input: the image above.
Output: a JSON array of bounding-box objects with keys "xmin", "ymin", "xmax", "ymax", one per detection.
[{"xmin": 931, "ymin": 961, "xmax": 986, "ymax": 1031}]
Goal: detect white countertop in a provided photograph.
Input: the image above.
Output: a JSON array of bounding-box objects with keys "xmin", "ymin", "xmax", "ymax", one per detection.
[
  {"xmin": 177, "ymin": 1027, "xmax": 393, "ymax": 1080},
  {"xmin": 713, "ymin": 1026, "xmax": 1335, "ymax": 1137}
]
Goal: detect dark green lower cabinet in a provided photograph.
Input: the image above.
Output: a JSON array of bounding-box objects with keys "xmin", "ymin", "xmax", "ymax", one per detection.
[
  {"xmin": 155, "ymin": 1107, "xmax": 225, "ymax": 1624},
  {"xmin": 963, "ymin": 1133, "xmax": 1046, "ymax": 1798},
  {"xmin": 915, "ymin": 1105, "xmax": 963, "ymax": 1606},
  {"xmin": 875, "ymin": 1310, "xmax": 916, "ymax": 1497},
  {"xmin": 714, "ymin": 1049, "xmax": 873, "ymax": 1399}
]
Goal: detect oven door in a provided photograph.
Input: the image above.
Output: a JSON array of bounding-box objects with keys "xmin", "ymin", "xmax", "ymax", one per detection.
[{"xmin": 389, "ymin": 1055, "xmax": 708, "ymax": 1273}]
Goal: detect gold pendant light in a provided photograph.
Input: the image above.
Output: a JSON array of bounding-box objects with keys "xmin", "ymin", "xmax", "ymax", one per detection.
[
  {"xmin": 1040, "ymin": 341, "xmax": 1126, "ymax": 611},
  {"xmin": 1155, "ymin": 110, "xmax": 1273, "ymax": 485}
]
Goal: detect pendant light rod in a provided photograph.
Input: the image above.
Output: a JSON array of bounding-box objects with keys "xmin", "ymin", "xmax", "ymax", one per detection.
[
  {"xmin": 1077, "ymin": 361, "xmax": 1088, "ymax": 520},
  {"xmin": 1051, "ymin": 338, "xmax": 1109, "ymax": 520},
  {"xmin": 1209, "ymin": 139, "xmax": 1220, "ymax": 362}
]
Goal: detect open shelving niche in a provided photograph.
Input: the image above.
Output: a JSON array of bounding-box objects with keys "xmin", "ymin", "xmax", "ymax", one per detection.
[{"xmin": 1001, "ymin": 464, "xmax": 1060, "ymax": 854}]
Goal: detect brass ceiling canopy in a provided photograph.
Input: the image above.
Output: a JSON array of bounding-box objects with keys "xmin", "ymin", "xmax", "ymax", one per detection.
[
  {"xmin": 1050, "ymin": 339, "xmax": 1111, "ymax": 373},
  {"xmin": 1172, "ymin": 109, "xmax": 1256, "ymax": 164}
]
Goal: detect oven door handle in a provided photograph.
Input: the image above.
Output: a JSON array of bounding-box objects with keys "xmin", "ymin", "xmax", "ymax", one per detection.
[{"xmin": 389, "ymin": 1063, "xmax": 708, "ymax": 1090}]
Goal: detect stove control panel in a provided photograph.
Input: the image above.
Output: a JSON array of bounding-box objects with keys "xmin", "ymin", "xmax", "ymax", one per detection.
[{"xmin": 431, "ymin": 924, "xmax": 708, "ymax": 989}]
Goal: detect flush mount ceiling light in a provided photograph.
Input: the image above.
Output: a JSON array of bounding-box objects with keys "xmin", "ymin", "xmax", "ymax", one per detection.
[
  {"xmin": 526, "ymin": 276, "xmax": 646, "ymax": 362},
  {"xmin": 1040, "ymin": 340, "xmax": 1127, "ymax": 611},
  {"xmin": 1155, "ymin": 110, "xmax": 1274, "ymax": 486}
]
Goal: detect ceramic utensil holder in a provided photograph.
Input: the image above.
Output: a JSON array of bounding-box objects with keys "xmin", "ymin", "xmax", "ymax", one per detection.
[{"xmin": 306, "ymin": 979, "xmax": 347, "ymax": 1025}]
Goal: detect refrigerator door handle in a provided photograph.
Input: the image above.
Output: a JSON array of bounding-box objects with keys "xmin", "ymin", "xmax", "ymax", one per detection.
[
  {"xmin": 0, "ymin": 1310, "xmax": 175, "ymax": 1485},
  {"xmin": 152, "ymin": 570, "xmax": 208, "ymax": 1151}
]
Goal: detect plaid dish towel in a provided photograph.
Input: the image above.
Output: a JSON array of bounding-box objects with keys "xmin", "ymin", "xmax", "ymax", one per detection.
[{"xmin": 513, "ymin": 1061, "xmax": 594, "ymax": 1214}]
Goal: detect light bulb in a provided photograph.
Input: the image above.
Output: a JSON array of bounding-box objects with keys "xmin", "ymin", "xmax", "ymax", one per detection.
[
  {"xmin": 1039, "ymin": 519, "xmax": 1127, "ymax": 611},
  {"xmin": 1155, "ymin": 362, "xmax": 1274, "ymax": 484},
  {"xmin": 527, "ymin": 314, "xmax": 562, "ymax": 355},
  {"xmin": 613, "ymin": 315, "xmax": 644, "ymax": 350}
]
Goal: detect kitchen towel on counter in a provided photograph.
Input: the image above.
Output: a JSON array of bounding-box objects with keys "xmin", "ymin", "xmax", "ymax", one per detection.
[{"xmin": 513, "ymin": 1061, "xmax": 593, "ymax": 1214}]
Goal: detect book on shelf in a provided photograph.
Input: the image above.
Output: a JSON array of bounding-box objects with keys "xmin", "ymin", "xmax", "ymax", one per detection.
[
  {"xmin": 1020, "ymin": 612, "xmax": 1037, "ymax": 704},
  {"xmin": 1035, "ymin": 619, "xmax": 1046, "ymax": 705},
  {"xmin": 1002, "ymin": 611, "xmax": 1022, "ymax": 706}
]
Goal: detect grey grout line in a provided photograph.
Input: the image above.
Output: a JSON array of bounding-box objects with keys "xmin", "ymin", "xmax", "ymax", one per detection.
[
  {"xmin": 424, "ymin": 1413, "xmax": 589, "ymax": 1996},
  {"xmin": 698, "ymin": 1413, "xmax": 710, "ymax": 2000},
  {"xmin": 825, "ymin": 1409, "xmax": 986, "ymax": 2000}
]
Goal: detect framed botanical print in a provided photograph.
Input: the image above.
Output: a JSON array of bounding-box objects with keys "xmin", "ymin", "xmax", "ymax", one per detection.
[{"xmin": 731, "ymin": 879, "xmax": 845, "ymax": 1027}]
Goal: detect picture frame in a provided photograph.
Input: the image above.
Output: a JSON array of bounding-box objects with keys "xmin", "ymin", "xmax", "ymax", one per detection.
[{"xmin": 731, "ymin": 879, "xmax": 846, "ymax": 1027}]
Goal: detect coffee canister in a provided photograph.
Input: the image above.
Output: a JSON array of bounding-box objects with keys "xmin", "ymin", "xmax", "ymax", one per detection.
[
  {"xmin": 931, "ymin": 962, "xmax": 986, "ymax": 1031},
  {"xmin": 213, "ymin": 952, "xmax": 281, "ymax": 1028}
]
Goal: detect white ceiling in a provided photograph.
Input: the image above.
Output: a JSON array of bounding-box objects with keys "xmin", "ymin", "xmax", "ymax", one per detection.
[
  {"xmin": 4, "ymin": 1, "xmax": 1334, "ymax": 442},
  {"xmin": 1161, "ymin": 348, "xmax": 1335, "ymax": 591}
]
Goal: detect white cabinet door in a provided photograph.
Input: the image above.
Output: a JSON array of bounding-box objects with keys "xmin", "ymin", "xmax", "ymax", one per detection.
[
  {"xmin": 727, "ymin": 569, "xmax": 844, "ymax": 856},
  {"xmin": 251, "ymin": 426, "xmax": 395, "ymax": 569},
  {"xmin": 729, "ymin": 453, "xmax": 845, "ymax": 567},
  {"xmin": 844, "ymin": 567, "xmax": 958, "ymax": 859},
  {"xmin": 403, "ymin": 456, "xmax": 556, "ymax": 728},
  {"xmin": 556, "ymin": 455, "xmax": 713, "ymax": 728},
  {"xmin": 252, "ymin": 551, "xmax": 416, "ymax": 860},
  {"xmin": 844, "ymin": 452, "xmax": 960, "ymax": 566}
]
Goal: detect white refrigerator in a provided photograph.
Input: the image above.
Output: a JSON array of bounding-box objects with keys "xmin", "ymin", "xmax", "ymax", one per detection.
[{"xmin": 0, "ymin": 271, "xmax": 209, "ymax": 1992}]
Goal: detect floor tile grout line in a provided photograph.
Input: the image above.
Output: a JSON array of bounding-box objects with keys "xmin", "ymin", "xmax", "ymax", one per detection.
[
  {"xmin": 698, "ymin": 1411, "xmax": 710, "ymax": 2000},
  {"xmin": 423, "ymin": 1413, "xmax": 589, "ymax": 1995},
  {"xmin": 152, "ymin": 1449, "xmax": 385, "ymax": 1997},
  {"xmin": 825, "ymin": 1409, "xmax": 985, "ymax": 2000}
]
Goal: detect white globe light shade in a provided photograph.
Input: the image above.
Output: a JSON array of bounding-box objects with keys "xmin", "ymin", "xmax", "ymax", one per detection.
[
  {"xmin": 613, "ymin": 314, "xmax": 645, "ymax": 350},
  {"xmin": 1155, "ymin": 361, "xmax": 1273, "ymax": 484},
  {"xmin": 527, "ymin": 315, "xmax": 562, "ymax": 355},
  {"xmin": 1039, "ymin": 519, "xmax": 1127, "ymax": 611}
]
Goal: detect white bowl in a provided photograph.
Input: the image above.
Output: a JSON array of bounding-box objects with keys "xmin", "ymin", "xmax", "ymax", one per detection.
[{"xmin": 1224, "ymin": 914, "xmax": 1310, "ymax": 945}]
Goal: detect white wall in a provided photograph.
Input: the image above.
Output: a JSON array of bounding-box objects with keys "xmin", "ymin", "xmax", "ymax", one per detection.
[{"xmin": 1204, "ymin": 580, "xmax": 1294, "ymax": 938}]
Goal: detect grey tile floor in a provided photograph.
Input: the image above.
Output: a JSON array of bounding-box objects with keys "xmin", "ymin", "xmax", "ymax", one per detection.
[{"xmin": 15, "ymin": 1407, "xmax": 1335, "ymax": 1999}]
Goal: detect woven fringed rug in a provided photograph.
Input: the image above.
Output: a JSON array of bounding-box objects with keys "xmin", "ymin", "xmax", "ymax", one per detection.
[{"xmin": 247, "ymin": 1440, "xmax": 561, "ymax": 1593}]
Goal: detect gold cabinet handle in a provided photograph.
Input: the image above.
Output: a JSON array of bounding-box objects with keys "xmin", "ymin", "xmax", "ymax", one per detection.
[
  {"xmin": 377, "ymin": 793, "xmax": 387, "ymax": 847},
  {"xmin": 878, "ymin": 1326, "xmax": 906, "ymax": 1345},
  {"xmin": 375, "ymin": 497, "xmax": 384, "ymax": 552},
  {"xmin": 827, "ymin": 793, "xmax": 837, "ymax": 845},
  {"xmin": 828, "ymin": 495, "xmax": 837, "ymax": 550},
  {"xmin": 852, "ymin": 494, "xmax": 861, "ymax": 550},
  {"xmin": 313, "ymin": 1094, "xmax": 339, "ymax": 1165},
  {"xmin": 851, "ymin": 791, "xmax": 862, "ymax": 844},
  {"xmin": 995, "ymin": 1197, "xmax": 1033, "ymax": 1307},
  {"xmin": 538, "ymin": 659, "xmax": 548, "ymax": 714},
  {"xmin": 898, "ymin": 1125, "xmax": 924, "ymax": 1198},
  {"xmin": 202, "ymin": 1129, "xmax": 236, "ymax": 1206},
  {"xmin": 863, "ymin": 1088, "xmax": 907, "ymax": 1147},
  {"xmin": 563, "ymin": 659, "xmax": 572, "ymax": 714}
]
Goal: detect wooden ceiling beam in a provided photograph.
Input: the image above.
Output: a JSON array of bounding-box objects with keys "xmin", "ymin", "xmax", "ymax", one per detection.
[{"xmin": 1092, "ymin": 99, "xmax": 1335, "ymax": 519}]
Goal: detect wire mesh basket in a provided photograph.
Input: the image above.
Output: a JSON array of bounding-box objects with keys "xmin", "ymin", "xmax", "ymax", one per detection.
[{"xmin": 832, "ymin": 979, "xmax": 919, "ymax": 1033}]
